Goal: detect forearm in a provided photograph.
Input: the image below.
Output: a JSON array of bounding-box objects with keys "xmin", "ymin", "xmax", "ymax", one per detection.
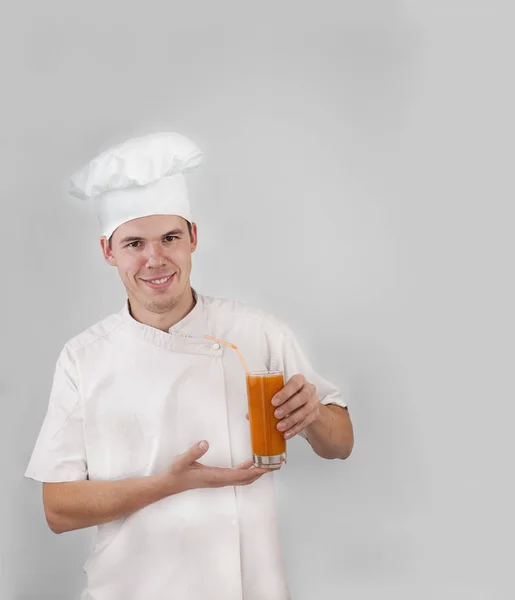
[
  {"xmin": 304, "ymin": 404, "xmax": 354, "ymax": 460},
  {"xmin": 43, "ymin": 474, "xmax": 171, "ymax": 534}
]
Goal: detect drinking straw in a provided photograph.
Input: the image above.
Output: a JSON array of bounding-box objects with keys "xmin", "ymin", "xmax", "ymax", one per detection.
[{"xmin": 204, "ymin": 334, "xmax": 250, "ymax": 373}]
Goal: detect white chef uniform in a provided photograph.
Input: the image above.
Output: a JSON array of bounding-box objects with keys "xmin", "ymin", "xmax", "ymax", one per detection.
[
  {"xmin": 25, "ymin": 291, "xmax": 347, "ymax": 600},
  {"xmin": 25, "ymin": 131, "xmax": 348, "ymax": 599}
]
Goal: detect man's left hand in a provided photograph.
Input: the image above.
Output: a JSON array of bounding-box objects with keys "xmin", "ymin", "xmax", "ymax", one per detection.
[{"xmin": 272, "ymin": 374, "xmax": 321, "ymax": 440}]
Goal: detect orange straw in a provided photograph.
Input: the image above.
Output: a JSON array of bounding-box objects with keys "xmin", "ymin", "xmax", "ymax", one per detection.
[{"xmin": 204, "ymin": 334, "xmax": 250, "ymax": 373}]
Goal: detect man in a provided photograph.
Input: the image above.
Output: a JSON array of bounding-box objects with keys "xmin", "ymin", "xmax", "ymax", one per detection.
[{"xmin": 25, "ymin": 132, "xmax": 354, "ymax": 600}]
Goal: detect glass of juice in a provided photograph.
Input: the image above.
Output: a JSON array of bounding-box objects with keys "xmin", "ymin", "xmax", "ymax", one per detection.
[{"xmin": 246, "ymin": 370, "xmax": 287, "ymax": 469}]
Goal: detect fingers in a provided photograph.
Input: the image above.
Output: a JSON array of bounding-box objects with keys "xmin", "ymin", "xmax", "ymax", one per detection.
[
  {"xmin": 234, "ymin": 459, "xmax": 255, "ymax": 469},
  {"xmin": 274, "ymin": 389, "xmax": 306, "ymax": 420},
  {"xmin": 174, "ymin": 441, "xmax": 210, "ymax": 470},
  {"xmin": 281, "ymin": 413, "xmax": 316, "ymax": 439},
  {"xmin": 203, "ymin": 465, "xmax": 269, "ymax": 488},
  {"xmin": 274, "ymin": 380, "xmax": 316, "ymax": 417},
  {"xmin": 277, "ymin": 402, "xmax": 311, "ymax": 433},
  {"xmin": 170, "ymin": 444, "xmax": 271, "ymax": 493},
  {"xmin": 241, "ymin": 471, "xmax": 268, "ymax": 486},
  {"xmin": 271, "ymin": 374, "xmax": 306, "ymax": 407},
  {"xmin": 230, "ymin": 468, "xmax": 269, "ymax": 486},
  {"xmin": 278, "ymin": 398, "xmax": 320, "ymax": 439},
  {"xmin": 273, "ymin": 378, "xmax": 318, "ymax": 438}
]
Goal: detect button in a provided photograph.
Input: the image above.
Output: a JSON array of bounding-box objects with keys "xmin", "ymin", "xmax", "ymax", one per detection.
[{"xmin": 212, "ymin": 342, "xmax": 221, "ymax": 350}]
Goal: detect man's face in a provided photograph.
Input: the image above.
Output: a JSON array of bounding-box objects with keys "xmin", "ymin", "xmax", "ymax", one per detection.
[{"xmin": 100, "ymin": 214, "xmax": 197, "ymax": 315}]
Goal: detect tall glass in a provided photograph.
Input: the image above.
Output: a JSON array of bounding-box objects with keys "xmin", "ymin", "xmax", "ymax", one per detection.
[{"xmin": 246, "ymin": 370, "xmax": 287, "ymax": 469}]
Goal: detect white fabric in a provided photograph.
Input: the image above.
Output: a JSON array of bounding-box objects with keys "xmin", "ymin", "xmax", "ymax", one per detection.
[
  {"xmin": 69, "ymin": 132, "xmax": 202, "ymax": 238},
  {"xmin": 25, "ymin": 293, "xmax": 347, "ymax": 600},
  {"xmin": 93, "ymin": 174, "xmax": 191, "ymax": 241}
]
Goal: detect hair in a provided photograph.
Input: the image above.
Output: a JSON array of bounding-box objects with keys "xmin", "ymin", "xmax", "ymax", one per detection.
[{"xmin": 108, "ymin": 219, "xmax": 193, "ymax": 249}]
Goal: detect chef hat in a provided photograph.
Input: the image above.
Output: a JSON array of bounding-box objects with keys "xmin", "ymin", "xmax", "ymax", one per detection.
[{"xmin": 69, "ymin": 132, "xmax": 203, "ymax": 239}]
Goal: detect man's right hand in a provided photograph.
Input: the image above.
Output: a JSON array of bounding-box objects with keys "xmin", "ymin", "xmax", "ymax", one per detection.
[
  {"xmin": 158, "ymin": 441, "xmax": 269, "ymax": 495},
  {"xmin": 43, "ymin": 441, "xmax": 268, "ymax": 535}
]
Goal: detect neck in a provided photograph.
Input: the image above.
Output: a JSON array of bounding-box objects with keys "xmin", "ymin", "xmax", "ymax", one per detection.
[{"xmin": 128, "ymin": 286, "xmax": 197, "ymax": 332}]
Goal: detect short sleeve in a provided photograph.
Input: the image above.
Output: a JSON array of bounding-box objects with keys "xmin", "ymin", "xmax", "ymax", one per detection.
[
  {"xmin": 271, "ymin": 323, "xmax": 348, "ymax": 440},
  {"xmin": 24, "ymin": 346, "xmax": 88, "ymax": 482}
]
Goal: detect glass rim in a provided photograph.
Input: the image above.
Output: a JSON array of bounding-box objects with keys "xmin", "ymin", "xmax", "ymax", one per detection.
[{"xmin": 246, "ymin": 370, "xmax": 284, "ymax": 376}]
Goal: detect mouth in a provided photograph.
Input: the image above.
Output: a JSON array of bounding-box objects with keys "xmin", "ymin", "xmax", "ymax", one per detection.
[{"xmin": 140, "ymin": 273, "xmax": 175, "ymax": 290}]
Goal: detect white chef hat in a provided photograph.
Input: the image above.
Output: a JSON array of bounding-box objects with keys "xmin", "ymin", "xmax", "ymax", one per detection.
[{"xmin": 69, "ymin": 132, "xmax": 203, "ymax": 239}]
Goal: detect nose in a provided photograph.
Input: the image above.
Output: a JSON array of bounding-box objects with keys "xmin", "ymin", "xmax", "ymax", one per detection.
[{"xmin": 145, "ymin": 243, "xmax": 167, "ymax": 268}]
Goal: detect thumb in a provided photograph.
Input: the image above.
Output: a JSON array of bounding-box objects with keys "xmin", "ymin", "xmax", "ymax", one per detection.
[{"xmin": 176, "ymin": 441, "xmax": 209, "ymax": 468}]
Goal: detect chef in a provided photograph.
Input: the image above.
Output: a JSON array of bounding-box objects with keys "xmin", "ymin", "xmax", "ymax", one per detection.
[{"xmin": 25, "ymin": 132, "xmax": 354, "ymax": 600}]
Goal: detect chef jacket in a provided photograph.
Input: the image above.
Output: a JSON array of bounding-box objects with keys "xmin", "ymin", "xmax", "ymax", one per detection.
[{"xmin": 25, "ymin": 291, "xmax": 347, "ymax": 600}]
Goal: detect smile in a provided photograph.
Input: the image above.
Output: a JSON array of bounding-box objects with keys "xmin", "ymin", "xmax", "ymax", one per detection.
[
  {"xmin": 141, "ymin": 274, "xmax": 175, "ymax": 289},
  {"xmin": 149, "ymin": 276, "xmax": 171, "ymax": 284}
]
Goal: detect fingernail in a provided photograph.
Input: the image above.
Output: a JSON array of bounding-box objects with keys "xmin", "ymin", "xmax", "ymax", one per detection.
[
  {"xmin": 275, "ymin": 410, "xmax": 283, "ymax": 418},
  {"xmin": 272, "ymin": 396, "xmax": 280, "ymax": 406},
  {"xmin": 199, "ymin": 441, "xmax": 207, "ymax": 450}
]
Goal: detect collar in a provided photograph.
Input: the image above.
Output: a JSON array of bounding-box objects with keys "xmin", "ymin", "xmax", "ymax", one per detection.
[{"xmin": 119, "ymin": 289, "xmax": 217, "ymax": 355}]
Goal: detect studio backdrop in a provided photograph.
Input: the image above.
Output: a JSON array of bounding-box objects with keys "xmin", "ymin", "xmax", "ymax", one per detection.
[{"xmin": 1, "ymin": 1, "xmax": 513, "ymax": 599}]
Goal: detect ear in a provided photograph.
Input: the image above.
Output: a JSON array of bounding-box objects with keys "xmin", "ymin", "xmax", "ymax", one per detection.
[
  {"xmin": 190, "ymin": 222, "xmax": 198, "ymax": 254},
  {"xmin": 100, "ymin": 236, "xmax": 117, "ymax": 266}
]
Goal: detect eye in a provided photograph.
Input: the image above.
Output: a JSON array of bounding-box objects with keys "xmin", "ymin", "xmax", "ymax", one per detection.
[
  {"xmin": 164, "ymin": 235, "xmax": 178, "ymax": 243},
  {"xmin": 127, "ymin": 241, "xmax": 141, "ymax": 248}
]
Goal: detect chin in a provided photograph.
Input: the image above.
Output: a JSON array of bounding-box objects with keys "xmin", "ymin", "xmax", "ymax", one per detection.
[{"xmin": 146, "ymin": 297, "xmax": 180, "ymax": 314}]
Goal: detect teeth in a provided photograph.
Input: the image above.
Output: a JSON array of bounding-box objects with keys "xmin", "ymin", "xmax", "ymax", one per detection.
[{"xmin": 149, "ymin": 276, "xmax": 171, "ymax": 284}]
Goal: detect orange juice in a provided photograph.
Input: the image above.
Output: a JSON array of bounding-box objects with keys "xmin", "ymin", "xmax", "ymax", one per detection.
[{"xmin": 246, "ymin": 371, "xmax": 287, "ymax": 469}]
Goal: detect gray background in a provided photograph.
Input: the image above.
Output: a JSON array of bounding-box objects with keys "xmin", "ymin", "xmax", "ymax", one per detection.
[{"xmin": 2, "ymin": 1, "xmax": 513, "ymax": 598}]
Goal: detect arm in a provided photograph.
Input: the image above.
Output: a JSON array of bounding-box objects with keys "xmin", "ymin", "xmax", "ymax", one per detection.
[
  {"xmin": 272, "ymin": 374, "xmax": 354, "ymax": 461},
  {"xmin": 304, "ymin": 404, "xmax": 354, "ymax": 460},
  {"xmin": 43, "ymin": 441, "xmax": 268, "ymax": 534},
  {"xmin": 270, "ymin": 323, "xmax": 354, "ymax": 460},
  {"xmin": 28, "ymin": 350, "xmax": 268, "ymax": 535},
  {"xmin": 43, "ymin": 476, "xmax": 169, "ymax": 534}
]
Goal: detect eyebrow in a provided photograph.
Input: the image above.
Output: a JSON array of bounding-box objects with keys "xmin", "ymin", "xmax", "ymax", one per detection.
[{"xmin": 119, "ymin": 229, "xmax": 185, "ymax": 245}]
